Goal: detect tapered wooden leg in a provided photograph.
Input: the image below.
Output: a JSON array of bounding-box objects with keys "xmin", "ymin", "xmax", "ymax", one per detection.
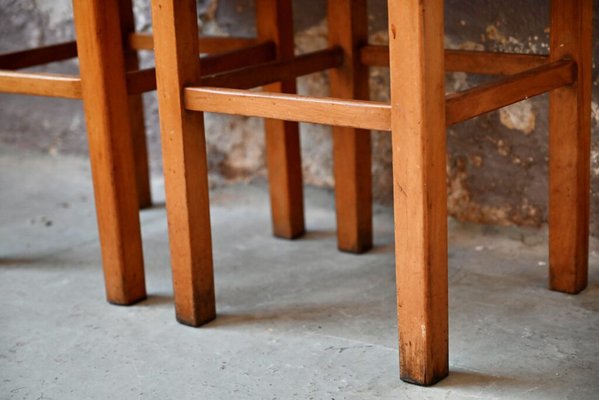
[
  {"xmin": 548, "ymin": 0, "xmax": 592, "ymax": 294},
  {"xmin": 388, "ymin": 0, "xmax": 449, "ymax": 386},
  {"xmin": 118, "ymin": 0, "xmax": 152, "ymax": 209},
  {"xmin": 151, "ymin": 0, "xmax": 215, "ymax": 326},
  {"xmin": 328, "ymin": 0, "xmax": 372, "ymax": 253},
  {"xmin": 256, "ymin": 0, "xmax": 305, "ymax": 239},
  {"xmin": 73, "ymin": 0, "xmax": 146, "ymax": 304}
]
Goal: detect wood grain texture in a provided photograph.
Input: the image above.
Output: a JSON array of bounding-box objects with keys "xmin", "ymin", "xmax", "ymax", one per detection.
[
  {"xmin": 388, "ymin": 0, "xmax": 449, "ymax": 386},
  {"xmin": 129, "ymin": 32, "xmax": 257, "ymax": 54},
  {"xmin": 549, "ymin": 0, "xmax": 592, "ymax": 294},
  {"xmin": 184, "ymin": 87, "xmax": 391, "ymax": 131},
  {"xmin": 328, "ymin": 0, "xmax": 373, "ymax": 253},
  {"xmin": 0, "ymin": 41, "xmax": 78, "ymax": 70},
  {"xmin": 151, "ymin": 0, "xmax": 216, "ymax": 326},
  {"xmin": 118, "ymin": 0, "xmax": 152, "ymax": 209},
  {"xmin": 360, "ymin": 45, "xmax": 549, "ymax": 75},
  {"xmin": 73, "ymin": 0, "xmax": 146, "ymax": 305},
  {"xmin": 201, "ymin": 47, "xmax": 342, "ymax": 89},
  {"xmin": 446, "ymin": 60, "xmax": 576, "ymax": 125},
  {"xmin": 125, "ymin": 42, "xmax": 278, "ymax": 95},
  {"xmin": 256, "ymin": 0, "xmax": 305, "ymax": 239},
  {"xmin": 0, "ymin": 70, "xmax": 81, "ymax": 98}
]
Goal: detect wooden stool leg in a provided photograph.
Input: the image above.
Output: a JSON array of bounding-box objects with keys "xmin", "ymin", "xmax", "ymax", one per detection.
[
  {"xmin": 548, "ymin": 0, "xmax": 592, "ymax": 294},
  {"xmin": 151, "ymin": 0, "xmax": 216, "ymax": 326},
  {"xmin": 388, "ymin": 0, "xmax": 449, "ymax": 386},
  {"xmin": 118, "ymin": 0, "xmax": 153, "ymax": 210},
  {"xmin": 73, "ymin": 0, "xmax": 146, "ymax": 305},
  {"xmin": 328, "ymin": 0, "xmax": 373, "ymax": 254},
  {"xmin": 256, "ymin": 0, "xmax": 305, "ymax": 239}
]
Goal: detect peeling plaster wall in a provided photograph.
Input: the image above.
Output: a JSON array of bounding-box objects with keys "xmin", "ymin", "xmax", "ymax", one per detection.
[{"xmin": 1, "ymin": 0, "xmax": 598, "ymax": 235}]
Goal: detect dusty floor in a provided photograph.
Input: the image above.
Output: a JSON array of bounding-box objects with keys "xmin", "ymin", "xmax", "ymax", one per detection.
[{"xmin": 1, "ymin": 146, "xmax": 598, "ymax": 399}]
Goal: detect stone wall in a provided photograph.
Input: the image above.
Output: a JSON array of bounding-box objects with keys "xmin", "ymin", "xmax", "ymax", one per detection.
[{"xmin": 1, "ymin": 0, "xmax": 598, "ymax": 234}]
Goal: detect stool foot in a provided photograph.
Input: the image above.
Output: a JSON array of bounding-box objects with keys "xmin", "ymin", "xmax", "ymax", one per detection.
[
  {"xmin": 388, "ymin": 0, "xmax": 449, "ymax": 386},
  {"xmin": 328, "ymin": 0, "xmax": 373, "ymax": 255},
  {"xmin": 151, "ymin": 0, "xmax": 216, "ymax": 326},
  {"xmin": 548, "ymin": 0, "xmax": 592, "ymax": 295},
  {"xmin": 73, "ymin": 0, "xmax": 147, "ymax": 306},
  {"xmin": 257, "ymin": 0, "xmax": 305, "ymax": 241}
]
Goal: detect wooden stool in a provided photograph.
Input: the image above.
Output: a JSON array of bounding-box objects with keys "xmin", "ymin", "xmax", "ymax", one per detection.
[
  {"xmin": 150, "ymin": 0, "xmax": 592, "ymax": 386},
  {"xmin": 0, "ymin": 1, "xmax": 277, "ymax": 306}
]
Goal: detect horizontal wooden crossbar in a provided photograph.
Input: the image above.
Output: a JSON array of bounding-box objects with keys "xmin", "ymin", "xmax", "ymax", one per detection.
[
  {"xmin": 0, "ymin": 41, "xmax": 78, "ymax": 70},
  {"xmin": 184, "ymin": 87, "xmax": 391, "ymax": 131},
  {"xmin": 445, "ymin": 59, "xmax": 576, "ymax": 125},
  {"xmin": 0, "ymin": 70, "xmax": 81, "ymax": 99},
  {"xmin": 126, "ymin": 41, "xmax": 277, "ymax": 94},
  {"xmin": 200, "ymin": 47, "xmax": 343, "ymax": 89},
  {"xmin": 360, "ymin": 45, "xmax": 549, "ymax": 75},
  {"xmin": 128, "ymin": 33, "xmax": 258, "ymax": 54},
  {"xmin": 184, "ymin": 59, "xmax": 575, "ymax": 131}
]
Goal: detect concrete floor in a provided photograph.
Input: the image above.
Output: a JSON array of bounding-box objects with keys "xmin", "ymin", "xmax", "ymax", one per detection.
[{"xmin": 1, "ymin": 147, "xmax": 598, "ymax": 400}]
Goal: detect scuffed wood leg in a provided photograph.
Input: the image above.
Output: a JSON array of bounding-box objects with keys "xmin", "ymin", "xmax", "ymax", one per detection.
[
  {"xmin": 548, "ymin": 0, "xmax": 592, "ymax": 294},
  {"xmin": 388, "ymin": 0, "xmax": 449, "ymax": 385},
  {"xmin": 256, "ymin": 0, "xmax": 305, "ymax": 239},
  {"xmin": 119, "ymin": 0, "xmax": 153, "ymax": 209},
  {"xmin": 151, "ymin": 0, "xmax": 216, "ymax": 326},
  {"xmin": 328, "ymin": 0, "xmax": 373, "ymax": 253},
  {"xmin": 73, "ymin": 0, "xmax": 146, "ymax": 304}
]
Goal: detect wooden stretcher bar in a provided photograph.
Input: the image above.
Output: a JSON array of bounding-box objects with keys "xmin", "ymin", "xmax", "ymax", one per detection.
[
  {"xmin": 445, "ymin": 59, "xmax": 576, "ymax": 125},
  {"xmin": 128, "ymin": 32, "xmax": 258, "ymax": 53},
  {"xmin": 184, "ymin": 87, "xmax": 391, "ymax": 131},
  {"xmin": 0, "ymin": 41, "xmax": 78, "ymax": 70},
  {"xmin": 0, "ymin": 70, "xmax": 81, "ymax": 99},
  {"xmin": 183, "ymin": 59, "xmax": 575, "ymax": 132},
  {"xmin": 360, "ymin": 45, "xmax": 549, "ymax": 75},
  {"xmin": 126, "ymin": 41, "xmax": 277, "ymax": 94},
  {"xmin": 200, "ymin": 47, "xmax": 343, "ymax": 89}
]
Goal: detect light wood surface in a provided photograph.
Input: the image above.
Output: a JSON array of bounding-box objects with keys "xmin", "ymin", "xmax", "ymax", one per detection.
[
  {"xmin": 151, "ymin": 0, "xmax": 216, "ymax": 326},
  {"xmin": 549, "ymin": 0, "xmax": 592, "ymax": 294},
  {"xmin": 388, "ymin": 0, "xmax": 449, "ymax": 386},
  {"xmin": 0, "ymin": 70, "xmax": 81, "ymax": 98},
  {"xmin": 328, "ymin": 0, "xmax": 373, "ymax": 253},
  {"xmin": 72, "ymin": 0, "xmax": 146, "ymax": 305},
  {"xmin": 184, "ymin": 87, "xmax": 391, "ymax": 131}
]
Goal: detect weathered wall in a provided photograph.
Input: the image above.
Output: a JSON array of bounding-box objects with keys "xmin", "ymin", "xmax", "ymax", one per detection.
[{"xmin": 1, "ymin": 0, "xmax": 598, "ymax": 234}]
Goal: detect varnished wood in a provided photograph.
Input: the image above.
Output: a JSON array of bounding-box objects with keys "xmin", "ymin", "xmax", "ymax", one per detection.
[
  {"xmin": 0, "ymin": 70, "xmax": 81, "ymax": 99},
  {"xmin": 125, "ymin": 42, "xmax": 277, "ymax": 95},
  {"xmin": 446, "ymin": 60, "xmax": 576, "ymax": 125},
  {"xmin": 185, "ymin": 87, "xmax": 391, "ymax": 131},
  {"xmin": 73, "ymin": 0, "xmax": 146, "ymax": 304},
  {"xmin": 549, "ymin": 0, "xmax": 592, "ymax": 294},
  {"xmin": 389, "ymin": 0, "xmax": 449, "ymax": 386},
  {"xmin": 200, "ymin": 41, "xmax": 276, "ymax": 75},
  {"xmin": 119, "ymin": 0, "xmax": 152, "ymax": 209},
  {"xmin": 201, "ymin": 47, "xmax": 342, "ymax": 89},
  {"xmin": 361, "ymin": 45, "xmax": 549, "ymax": 75},
  {"xmin": 128, "ymin": 32, "xmax": 257, "ymax": 54},
  {"xmin": 151, "ymin": 0, "xmax": 216, "ymax": 326},
  {"xmin": 256, "ymin": 0, "xmax": 305, "ymax": 239},
  {"xmin": 0, "ymin": 41, "xmax": 78, "ymax": 70},
  {"xmin": 328, "ymin": 0, "xmax": 372, "ymax": 253}
]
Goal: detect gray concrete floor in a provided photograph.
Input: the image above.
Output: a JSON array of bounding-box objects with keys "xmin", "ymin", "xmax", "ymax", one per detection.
[{"xmin": 1, "ymin": 147, "xmax": 598, "ymax": 400}]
